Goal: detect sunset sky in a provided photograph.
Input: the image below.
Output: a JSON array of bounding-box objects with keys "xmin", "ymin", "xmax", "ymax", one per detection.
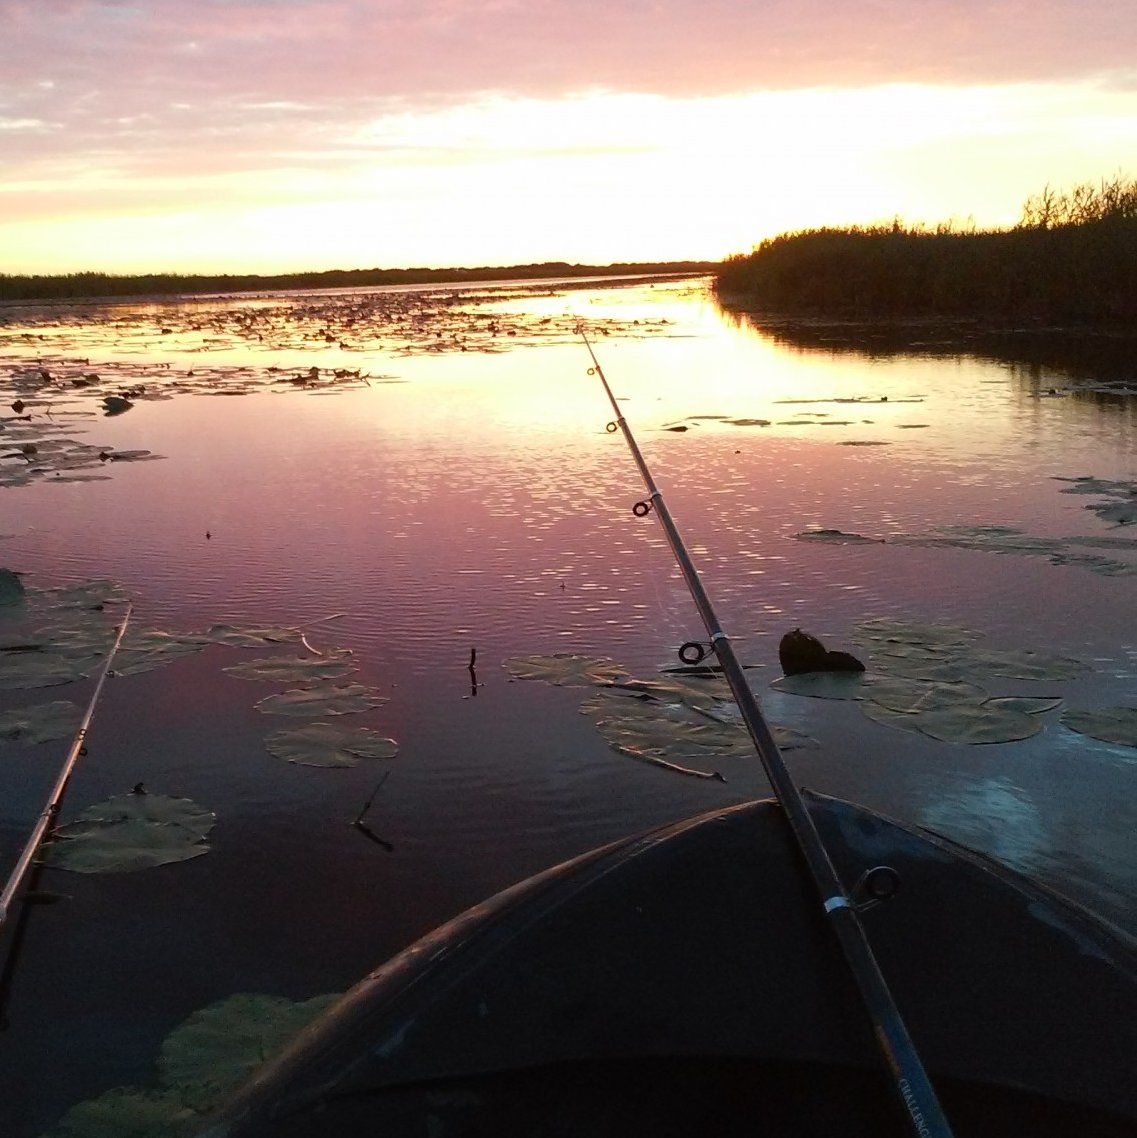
[{"xmin": 2, "ymin": 0, "xmax": 1135, "ymax": 275}]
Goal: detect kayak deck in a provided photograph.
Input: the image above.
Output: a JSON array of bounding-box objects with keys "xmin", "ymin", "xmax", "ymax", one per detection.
[{"xmin": 200, "ymin": 793, "xmax": 1137, "ymax": 1137}]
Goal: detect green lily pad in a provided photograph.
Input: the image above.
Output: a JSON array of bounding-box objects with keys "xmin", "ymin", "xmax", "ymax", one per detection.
[
  {"xmin": 852, "ymin": 618, "xmax": 978, "ymax": 649},
  {"xmin": 254, "ymin": 683, "xmax": 387, "ymax": 717},
  {"xmin": 1060, "ymin": 706, "xmax": 1137, "ymax": 748},
  {"xmin": 0, "ymin": 699, "xmax": 81, "ymax": 744},
  {"xmin": 985, "ymin": 696, "xmax": 1064, "ymax": 716},
  {"xmin": 862, "ymin": 697, "xmax": 1041, "ymax": 744},
  {"xmin": 203, "ymin": 624, "xmax": 303, "ymax": 648},
  {"xmin": 504, "ymin": 653, "xmax": 628, "ymax": 687},
  {"xmin": 0, "ymin": 649, "xmax": 94, "ymax": 690},
  {"xmin": 264, "ymin": 722, "xmax": 398, "ymax": 767},
  {"xmin": 158, "ymin": 992, "xmax": 339, "ymax": 1112},
  {"xmin": 0, "ymin": 567, "xmax": 25, "ymax": 607},
  {"xmin": 613, "ymin": 674, "xmax": 733, "ymax": 716},
  {"xmin": 223, "ymin": 651, "xmax": 355, "ymax": 683},
  {"xmin": 962, "ymin": 647, "xmax": 1086, "ymax": 682},
  {"xmin": 865, "ymin": 677, "xmax": 989, "ymax": 713},
  {"xmin": 580, "ymin": 688, "xmax": 816, "ymax": 780},
  {"xmin": 770, "ymin": 671, "xmax": 874, "ymax": 700},
  {"xmin": 43, "ymin": 793, "xmax": 215, "ymax": 874},
  {"xmin": 113, "ymin": 630, "xmax": 211, "ymax": 676},
  {"xmin": 913, "ymin": 702, "xmax": 1042, "ymax": 745},
  {"xmin": 42, "ymin": 1087, "xmax": 199, "ymax": 1138},
  {"xmin": 793, "ymin": 529, "xmax": 882, "ymax": 544}
]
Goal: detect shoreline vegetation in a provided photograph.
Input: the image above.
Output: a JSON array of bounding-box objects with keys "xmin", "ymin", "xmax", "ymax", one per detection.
[
  {"xmin": 716, "ymin": 176, "xmax": 1137, "ymax": 331},
  {"xmin": 0, "ymin": 260, "xmax": 717, "ymax": 304}
]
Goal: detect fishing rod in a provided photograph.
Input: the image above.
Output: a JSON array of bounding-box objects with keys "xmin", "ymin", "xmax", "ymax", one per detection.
[
  {"xmin": 0, "ymin": 604, "xmax": 133, "ymax": 934},
  {"xmin": 580, "ymin": 331, "xmax": 954, "ymax": 1138}
]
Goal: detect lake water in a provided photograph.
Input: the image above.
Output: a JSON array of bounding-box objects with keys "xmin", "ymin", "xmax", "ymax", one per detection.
[{"xmin": 0, "ymin": 276, "xmax": 1134, "ymax": 1134}]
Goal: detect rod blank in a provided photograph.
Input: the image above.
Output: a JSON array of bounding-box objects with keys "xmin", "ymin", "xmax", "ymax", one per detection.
[{"xmin": 581, "ymin": 331, "xmax": 954, "ymax": 1138}]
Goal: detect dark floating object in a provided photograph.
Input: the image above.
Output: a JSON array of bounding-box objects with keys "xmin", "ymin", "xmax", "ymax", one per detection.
[
  {"xmin": 101, "ymin": 395, "xmax": 133, "ymax": 416},
  {"xmin": 196, "ymin": 795, "xmax": 1137, "ymax": 1138},
  {"xmin": 779, "ymin": 628, "xmax": 866, "ymax": 676}
]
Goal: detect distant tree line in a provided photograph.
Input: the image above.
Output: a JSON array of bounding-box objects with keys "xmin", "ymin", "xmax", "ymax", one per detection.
[
  {"xmin": 0, "ymin": 261, "xmax": 717, "ymax": 304},
  {"xmin": 716, "ymin": 175, "xmax": 1137, "ymax": 326}
]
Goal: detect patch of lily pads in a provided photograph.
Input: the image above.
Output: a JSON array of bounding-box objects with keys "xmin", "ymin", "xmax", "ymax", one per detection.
[
  {"xmin": 43, "ymin": 991, "xmax": 339, "ymax": 1137},
  {"xmin": 504, "ymin": 652, "xmax": 815, "ymax": 779},
  {"xmin": 770, "ymin": 618, "xmax": 1079, "ymax": 744},
  {"xmin": 264, "ymin": 722, "xmax": 398, "ymax": 767},
  {"xmin": 792, "ymin": 477, "xmax": 1137, "ymax": 576},
  {"xmin": 43, "ymin": 793, "xmax": 215, "ymax": 874}
]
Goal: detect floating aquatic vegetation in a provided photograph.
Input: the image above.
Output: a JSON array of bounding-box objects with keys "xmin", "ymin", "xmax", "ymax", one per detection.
[
  {"xmin": 42, "ymin": 1087, "xmax": 199, "ymax": 1138},
  {"xmin": 0, "ymin": 648, "xmax": 95, "ymax": 690},
  {"xmin": 0, "ymin": 696, "xmax": 81, "ymax": 741},
  {"xmin": 580, "ymin": 685, "xmax": 816, "ymax": 780},
  {"xmin": 254, "ymin": 683, "xmax": 386, "ymax": 717},
  {"xmin": 769, "ymin": 671, "xmax": 874, "ymax": 700},
  {"xmin": 1054, "ymin": 476, "xmax": 1137, "ymax": 527},
  {"xmin": 504, "ymin": 653, "xmax": 628, "ymax": 687},
  {"xmin": 1060, "ymin": 706, "xmax": 1137, "ymax": 748},
  {"xmin": 861, "ymin": 698, "xmax": 1043, "ymax": 745},
  {"xmin": 772, "ymin": 618, "xmax": 1074, "ymax": 744},
  {"xmin": 43, "ymin": 992, "xmax": 339, "ymax": 1137},
  {"xmin": 0, "ymin": 567, "xmax": 25, "ymax": 606},
  {"xmin": 264, "ymin": 722, "xmax": 398, "ymax": 767},
  {"xmin": 0, "ymin": 700, "xmax": 81, "ymax": 744},
  {"xmin": 158, "ymin": 992, "xmax": 340, "ymax": 1113},
  {"xmin": 223, "ymin": 651, "xmax": 355, "ymax": 683},
  {"xmin": 43, "ymin": 793, "xmax": 215, "ymax": 874},
  {"xmin": 202, "ymin": 624, "xmax": 304, "ymax": 648},
  {"xmin": 793, "ymin": 529, "xmax": 884, "ymax": 545},
  {"xmin": 113, "ymin": 630, "xmax": 211, "ymax": 676}
]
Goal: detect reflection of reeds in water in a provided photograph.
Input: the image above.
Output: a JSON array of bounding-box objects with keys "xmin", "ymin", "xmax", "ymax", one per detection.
[{"xmin": 718, "ymin": 175, "xmax": 1137, "ymax": 327}]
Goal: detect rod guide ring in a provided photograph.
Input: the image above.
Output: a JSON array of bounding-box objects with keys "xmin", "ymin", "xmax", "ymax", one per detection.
[
  {"xmin": 606, "ymin": 421, "xmax": 618, "ymax": 433},
  {"xmin": 632, "ymin": 500, "xmax": 652, "ymax": 517},
  {"xmin": 678, "ymin": 641, "xmax": 708, "ymax": 664}
]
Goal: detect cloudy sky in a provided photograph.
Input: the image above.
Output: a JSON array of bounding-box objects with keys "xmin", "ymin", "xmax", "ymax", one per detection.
[{"xmin": 2, "ymin": 0, "xmax": 1135, "ymax": 274}]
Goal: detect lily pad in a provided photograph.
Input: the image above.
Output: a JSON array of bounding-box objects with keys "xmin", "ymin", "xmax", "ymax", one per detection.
[
  {"xmin": 223, "ymin": 651, "xmax": 355, "ymax": 683},
  {"xmin": 254, "ymin": 683, "xmax": 386, "ymax": 717},
  {"xmin": 158, "ymin": 992, "xmax": 339, "ymax": 1112},
  {"xmin": 0, "ymin": 699, "xmax": 81, "ymax": 744},
  {"xmin": 0, "ymin": 567, "xmax": 25, "ymax": 607},
  {"xmin": 113, "ymin": 630, "xmax": 211, "ymax": 676},
  {"xmin": 264, "ymin": 722, "xmax": 398, "ymax": 767},
  {"xmin": 504, "ymin": 653, "xmax": 628, "ymax": 687},
  {"xmin": 42, "ymin": 1088, "xmax": 199, "ymax": 1138},
  {"xmin": 793, "ymin": 529, "xmax": 882, "ymax": 544},
  {"xmin": 580, "ymin": 688, "xmax": 816, "ymax": 779},
  {"xmin": 203, "ymin": 624, "xmax": 303, "ymax": 648},
  {"xmin": 861, "ymin": 697, "xmax": 1041, "ymax": 744},
  {"xmin": 769, "ymin": 672, "xmax": 873, "ymax": 700},
  {"xmin": 43, "ymin": 793, "xmax": 215, "ymax": 873},
  {"xmin": 1060, "ymin": 706, "xmax": 1137, "ymax": 748},
  {"xmin": 0, "ymin": 649, "xmax": 95, "ymax": 690},
  {"xmin": 865, "ymin": 677, "xmax": 989, "ymax": 713}
]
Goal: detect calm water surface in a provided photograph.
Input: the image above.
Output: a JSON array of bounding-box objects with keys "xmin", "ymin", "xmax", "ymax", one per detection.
[{"xmin": 0, "ymin": 277, "xmax": 1134, "ymax": 1133}]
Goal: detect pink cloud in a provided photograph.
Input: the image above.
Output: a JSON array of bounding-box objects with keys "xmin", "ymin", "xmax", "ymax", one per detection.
[{"xmin": 0, "ymin": 0, "xmax": 1133, "ymax": 212}]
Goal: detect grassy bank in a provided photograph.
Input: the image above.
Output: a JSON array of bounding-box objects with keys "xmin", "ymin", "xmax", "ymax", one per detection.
[
  {"xmin": 716, "ymin": 177, "xmax": 1136, "ymax": 327},
  {"xmin": 0, "ymin": 260, "xmax": 716, "ymax": 304}
]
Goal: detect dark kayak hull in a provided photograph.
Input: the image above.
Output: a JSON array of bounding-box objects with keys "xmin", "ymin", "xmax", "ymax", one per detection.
[{"xmin": 200, "ymin": 793, "xmax": 1137, "ymax": 1136}]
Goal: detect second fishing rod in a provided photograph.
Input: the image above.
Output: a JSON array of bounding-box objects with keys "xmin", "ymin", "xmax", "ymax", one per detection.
[{"xmin": 580, "ymin": 330, "xmax": 954, "ymax": 1138}]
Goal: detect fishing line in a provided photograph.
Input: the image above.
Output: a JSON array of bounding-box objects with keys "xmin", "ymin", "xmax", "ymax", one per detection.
[{"xmin": 579, "ymin": 330, "xmax": 955, "ymax": 1138}]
